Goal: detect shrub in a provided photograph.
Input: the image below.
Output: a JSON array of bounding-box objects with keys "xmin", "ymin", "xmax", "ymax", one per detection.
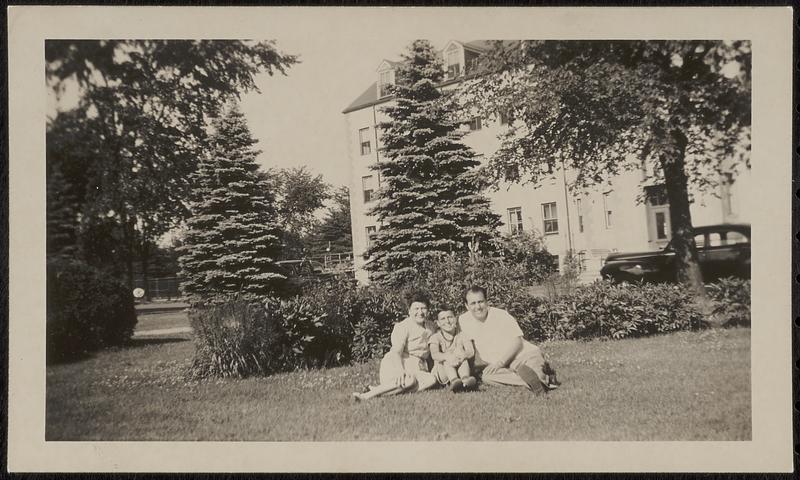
[
  {"xmin": 706, "ymin": 277, "xmax": 751, "ymax": 326},
  {"xmin": 404, "ymin": 254, "xmax": 534, "ymax": 316},
  {"xmin": 529, "ymin": 281, "xmax": 703, "ymax": 341},
  {"xmin": 46, "ymin": 258, "xmax": 137, "ymax": 362},
  {"xmin": 350, "ymin": 287, "xmax": 406, "ymax": 362}
]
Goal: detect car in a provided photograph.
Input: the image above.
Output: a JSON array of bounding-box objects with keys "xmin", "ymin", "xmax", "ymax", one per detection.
[{"xmin": 600, "ymin": 223, "xmax": 750, "ymax": 284}]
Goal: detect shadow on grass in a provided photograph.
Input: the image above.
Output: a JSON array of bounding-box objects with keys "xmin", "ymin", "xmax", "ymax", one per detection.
[
  {"xmin": 47, "ymin": 337, "xmax": 190, "ymax": 365},
  {"xmin": 126, "ymin": 337, "xmax": 190, "ymax": 348}
]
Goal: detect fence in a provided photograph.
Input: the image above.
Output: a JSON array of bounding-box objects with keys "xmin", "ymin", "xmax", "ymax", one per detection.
[
  {"xmin": 305, "ymin": 252, "xmax": 354, "ymax": 273},
  {"xmin": 132, "ymin": 276, "xmax": 183, "ymax": 300}
]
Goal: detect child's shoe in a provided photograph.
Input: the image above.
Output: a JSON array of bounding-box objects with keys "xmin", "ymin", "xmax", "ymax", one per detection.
[
  {"xmin": 461, "ymin": 376, "xmax": 478, "ymax": 390},
  {"xmin": 448, "ymin": 378, "xmax": 464, "ymax": 393}
]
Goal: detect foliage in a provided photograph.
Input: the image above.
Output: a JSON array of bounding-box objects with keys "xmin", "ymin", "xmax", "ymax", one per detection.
[
  {"xmin": 366, "ymin": 40, "xmax": 500, "ymax": 286},
  {"xmin": 47, "ymin": 258, "xmax": 137, "ymax": 362},
  {"xmin": 305, "ymin": 186, "xmax": 353, "ymax": 254},
  {"xmin": 178, "ymin": 101, "xmax": 285, "ymax": 300},
  {"xmin": 46, "ymin": 164, "xmax": 80, "ymax": 259},
  {"xmin": 493, "ymin": 231, "xmax": 558, "ymax": 283},
  {"xmin": 267, "ymin": 166, "xmax": 332, "ymax": 258},
  {"xmin": 706, "ymin": 277, "xmax": 751, "ymax": 326},
  {"xmin": 468, "ymin": 40, "xmax": 751, "ymax": 298},
  {"xmin": 46, "ymin": 40, "xmax": 297, "ymax": 286},
  {"xmin": 189, "ymin": 294, "xmax": 355, "ymax": 379},
  {"xmin": 529, "ymin": 280, "xmax": 703, "ymax": 341}
]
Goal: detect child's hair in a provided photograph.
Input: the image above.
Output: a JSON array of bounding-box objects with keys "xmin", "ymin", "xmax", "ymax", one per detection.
[{"xmin": 436, "ymin": 307, "xmax": 455, "ymax": 319}]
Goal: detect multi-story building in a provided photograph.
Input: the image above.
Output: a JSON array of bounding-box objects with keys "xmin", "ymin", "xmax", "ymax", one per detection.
[{"xmin": 342, "ymin": 40, "xmax": 752, "ymax": 284}]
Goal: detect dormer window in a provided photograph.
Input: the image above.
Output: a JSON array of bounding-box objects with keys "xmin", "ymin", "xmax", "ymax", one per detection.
[
  {"xmin": 445, "ymin": 44, "xmax": 462, "ymax": 79},
  {"xmin": 378, "ymin": 69, "xmax": 395, "ymax": 98}
]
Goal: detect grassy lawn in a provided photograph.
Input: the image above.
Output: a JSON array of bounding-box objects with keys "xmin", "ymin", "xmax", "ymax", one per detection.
[
  {"xmin": 46, "ymin": 311, "xmax": 751, "ymax": 441},
  {"xmin": 134, "ymin": 310, "xmax": 191, "ymax": 332}
]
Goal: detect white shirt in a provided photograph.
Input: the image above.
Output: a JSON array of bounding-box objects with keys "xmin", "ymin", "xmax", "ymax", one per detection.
[{"xmin": 458, "ymin": 307, "xmax": 536, "ymax": 364}]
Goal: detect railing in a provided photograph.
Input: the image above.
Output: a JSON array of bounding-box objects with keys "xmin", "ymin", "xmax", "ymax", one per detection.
[
  {"xmin": 132, "ymin": 276, "xmax": 183, "ymax": 300},
  {"xmin": 305, "ymin": 252, "xmax": 355, "ymax": 273}
]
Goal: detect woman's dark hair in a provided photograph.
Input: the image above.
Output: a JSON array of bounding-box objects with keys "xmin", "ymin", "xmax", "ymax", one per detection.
[
  {"xmin": 464, "ymin": 285, "xmax": 488, "ymax": 301},
  {"xmin": 403, "ymin": 289, "xmax": 430, "ymax": 309}
]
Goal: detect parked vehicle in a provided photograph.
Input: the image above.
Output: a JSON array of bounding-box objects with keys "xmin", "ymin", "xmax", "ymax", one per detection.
[{"xmin": 600, "ymin": 223, "xmax": 750, "ymax": 283}]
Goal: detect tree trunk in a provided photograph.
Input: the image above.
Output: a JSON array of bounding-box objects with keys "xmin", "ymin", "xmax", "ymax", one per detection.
[
  {"xmin": 120, "ymin": 211, "xmax": 135, "ymax": 291},
  {"xmin": 141, "ymin": 239, "xmax": 151, "ymax": 301},
  {"xmin": 659, "ymin": 128, "xmax": 708, "ymax": 304}
]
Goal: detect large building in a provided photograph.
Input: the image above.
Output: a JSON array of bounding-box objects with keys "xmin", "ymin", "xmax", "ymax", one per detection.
[{"xmin": 342, "ymin": 40, "xmax": 752, "ymax": 284}]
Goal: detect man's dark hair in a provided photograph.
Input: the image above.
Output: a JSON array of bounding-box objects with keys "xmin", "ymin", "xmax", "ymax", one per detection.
[
  {"xmin": 464, "ymin": 285, "xmax": 487, "ymax": 302},
  {"xmin": 403, "ymin": 289, "xmax": 430, "ymax": 309}
]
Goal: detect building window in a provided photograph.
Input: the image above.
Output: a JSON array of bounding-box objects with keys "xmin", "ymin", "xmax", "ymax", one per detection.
[
  {"xmin": 542, "ymin": 202, "xmax": 558, "ymax": 234},
  {"xmin": 359, "ymin": 127, "xmax": 371, "ymax": 156},
  {"xmin": 445, "ymin": 44, "xmax": 461, "ymax": 79},
  {"xmin": 467, "ymin": 117, "xmax": 482, "ymax": 131},
  {"xmin": 362, "ymin": 175, "xmax": 376, "ymax": 203},
  {"xmin": 576, "ymin": 198, "xmax": 584, "ymax": 233},
  {"xmin": 499, "ymin": 110, "xmax": 510, "ymax": 125},
  {"xmin": 365, "ymin": 225, "xmax": 377, "ymax": 248},
  {"xmin": 378, "ymin": 70, "xmax": 393, "ymax": 98},
  {"xmin": 507, "ymin": 207, "xmax": 523, "ymax": 235},
  {"xmin": 603, "ymin": 193, "xmax": 613, "ymax": 228}
]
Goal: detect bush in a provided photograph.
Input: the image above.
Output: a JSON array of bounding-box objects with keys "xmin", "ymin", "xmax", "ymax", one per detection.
[
  {"xmin": 530, "ymin": 280, "xmax": 703, "ymax": 341},
  {"xmin": 404, "ymin": 254, "xmax": 534, "ymax": 315},
  {"xmin": 47, "ymin": 258, "xmax": 137, "ymax": 362},
  {"xmin": 706, "ymin": 277, "xmax": 751, "ymax": 326}
]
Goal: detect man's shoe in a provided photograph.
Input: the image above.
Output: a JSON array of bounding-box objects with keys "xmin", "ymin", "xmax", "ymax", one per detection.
[
  {"xmin": 449, "ymin": 378, "xmax": 464, "ymax": 393},
  {"xmin": 546, "ymin": 372, "xmax": 560, "ymax": 390},
  {"xmin": 461, "ymin": 376, "xmax": 478, "ymax": 390}
]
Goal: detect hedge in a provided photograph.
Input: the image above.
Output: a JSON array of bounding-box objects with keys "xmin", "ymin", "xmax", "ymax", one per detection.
[
  {"xmin": 47, "ymin": 258, "xmax": 137, "ymax": 362},
  {"xmin": 188, "ymin": 271, "xmax": 750, "ymax": 378}
]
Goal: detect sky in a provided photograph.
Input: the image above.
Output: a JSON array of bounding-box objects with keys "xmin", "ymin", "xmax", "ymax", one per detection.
[{"xmin": 238, "ymin": 35, "xmax": 453, "ymax": 189}]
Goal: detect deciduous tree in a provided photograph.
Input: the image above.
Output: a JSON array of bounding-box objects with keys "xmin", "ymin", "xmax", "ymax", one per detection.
[
  {"xmin": 46, "ymin": 40, "xmax": 297, "ymax": 288},
  {"xmin": 469, "ymin": 40, "xmax": 750, "ymax": 305}
]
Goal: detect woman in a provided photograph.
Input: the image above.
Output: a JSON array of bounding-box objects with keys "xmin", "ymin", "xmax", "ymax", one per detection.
[{"xmin": 352, "ymin": 291, "xmax": 438, "ymax": 401}]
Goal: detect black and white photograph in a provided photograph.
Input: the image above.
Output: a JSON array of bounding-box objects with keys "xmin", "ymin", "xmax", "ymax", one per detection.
[{"xmin": 7, "ymin": 5, "xmax": 793, "ymax": 473}]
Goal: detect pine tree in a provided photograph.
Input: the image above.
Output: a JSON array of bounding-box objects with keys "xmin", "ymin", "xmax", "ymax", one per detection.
[
  {"xmin": 179, "ymin": 101, "xmax": 285, "ymax": 300},
  {"xmin": 366, "ymin": 40, "xmax": 500, "ymax": 285}
]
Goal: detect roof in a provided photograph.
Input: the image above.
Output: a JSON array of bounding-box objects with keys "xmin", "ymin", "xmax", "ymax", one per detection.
[
  {"xmin": 462, "ymin": 40, "xmax": 494, "ymax": 52},
  {"xmin": 342, "ymin": 40, "xmax": 497, "ymax": 114},
  {"xmin": 342, "ymin": 81, "xmax": 386, "ymax": 114}
]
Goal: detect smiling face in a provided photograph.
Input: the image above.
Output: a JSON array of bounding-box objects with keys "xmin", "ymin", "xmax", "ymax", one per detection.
[
  {"xmin": 436, "ymin": 310, "xmax": 457, "ymax": 334},
  {"xmin": 465, "ymin": 290, "xmax": 489, "ymax": 322},
  {"xmin": 407, "ymin": 301, "xmax": 429, "ymax": 325}
]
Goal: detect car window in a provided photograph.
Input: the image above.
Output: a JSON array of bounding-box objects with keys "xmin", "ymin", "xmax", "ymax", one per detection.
[
  {"xmin": 726, "ymin": 231, "xmax": 749, "ymax": 245},
  {"xmin": 708, "ymin": 232, "xmax": 723, "ymax": 247},
  {"xmin": 694, "ymin": 233, "xmax": 706, "ymax": 249}
]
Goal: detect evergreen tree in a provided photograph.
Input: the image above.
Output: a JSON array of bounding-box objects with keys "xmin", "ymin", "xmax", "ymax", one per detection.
[
  {"xmin": 179, "ymin": 101, "xmax": 285, "ymax": 299},
  {"xmin": 366, "ymin": 40, "xmax": 500, "ymax": 285}
]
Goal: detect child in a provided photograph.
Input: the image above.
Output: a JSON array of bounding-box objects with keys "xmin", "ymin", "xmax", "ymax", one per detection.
[{"xmin": 428, "ymin": 308, "xmax": 477, "ymax": 392}]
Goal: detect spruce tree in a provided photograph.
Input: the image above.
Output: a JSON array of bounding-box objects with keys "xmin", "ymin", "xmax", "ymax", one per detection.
[
  {"xmin": 179, "ymin": 101, "xmax": 285, "ymax": 300},
  {"xmin": 366, "ymin": 40, "xmax": 500, "ymax": 285}
]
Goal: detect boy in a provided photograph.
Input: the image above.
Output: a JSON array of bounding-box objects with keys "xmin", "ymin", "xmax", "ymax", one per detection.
[{"xmin": 428, "ymin": 308, "xmax": 477, "ymax": 392}]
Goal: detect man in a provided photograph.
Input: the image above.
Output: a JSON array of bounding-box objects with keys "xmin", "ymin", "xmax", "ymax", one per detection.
[{"xmin": 458, "ymin": 285, "xmax": 559, "ymax": 394}]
